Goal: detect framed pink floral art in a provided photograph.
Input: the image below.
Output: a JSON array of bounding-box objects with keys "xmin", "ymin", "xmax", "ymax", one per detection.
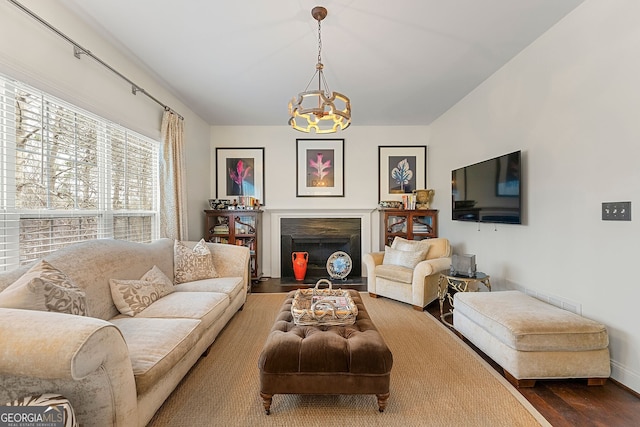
[
  {"xmin": 215, "ymin": 147, "xmax": 265, "ymax": 205},
  {"xmin": 296, "ymin": 139, "xmax": 344, "ymax": 197}
]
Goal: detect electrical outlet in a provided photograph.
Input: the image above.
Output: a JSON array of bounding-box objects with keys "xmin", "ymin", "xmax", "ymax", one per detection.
[{"xmin": 602, "ymin": 201, "xmax": 631, "ymax": 221}]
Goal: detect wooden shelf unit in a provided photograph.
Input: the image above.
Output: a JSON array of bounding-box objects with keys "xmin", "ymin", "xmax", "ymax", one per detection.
[
  {"xmin": 381, "ymin": 209, "xmax": 438, "ymax": 246},
  {"xmin": 204, "ymin": 209, "xmax": 262, "ymax": 281}
]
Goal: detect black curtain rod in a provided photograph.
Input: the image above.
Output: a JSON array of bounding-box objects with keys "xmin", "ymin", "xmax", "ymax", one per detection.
[{"xmin": 8, "ymin": 0, "xmax": 184, "ymax": 120}]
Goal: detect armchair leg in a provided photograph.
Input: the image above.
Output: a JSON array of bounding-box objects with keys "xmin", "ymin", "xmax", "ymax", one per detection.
[
  {"xmin": 369, "ymin": 293, "xmax": 378, "ymax": 298},
  {"xmin": 412, "ymin": 305, "xmax": 424, "ymax": 311}
]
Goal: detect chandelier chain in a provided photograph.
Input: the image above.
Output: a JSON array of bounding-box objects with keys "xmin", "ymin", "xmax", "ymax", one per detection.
[{"xmin": 317, "ymin": 19, "xmax": 322, "ymax": 65}]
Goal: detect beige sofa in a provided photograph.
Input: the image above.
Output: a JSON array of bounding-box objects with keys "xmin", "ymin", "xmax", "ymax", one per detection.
[
  {"xmin": 0, "ymin": 238, "xmax": 249, "ymax": 427},
  {"xmin": 364, "ymin": 237, "xmax": 452, "ymax": 310}
]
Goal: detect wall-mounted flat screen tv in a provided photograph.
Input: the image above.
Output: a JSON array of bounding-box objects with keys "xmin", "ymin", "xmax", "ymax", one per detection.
[{"xmin": 451, "ymin": 150, "xmax": 522, "ymax": 224}]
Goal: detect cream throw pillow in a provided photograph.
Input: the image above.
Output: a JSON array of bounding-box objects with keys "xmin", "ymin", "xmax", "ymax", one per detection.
[
  {"xmin": 110, "ymin": 265, "xmax": 175, "ymax": 316},
  {"xmin": 141, "ymin": 265, "xmax": 173, "ymax": 287},
  {"xmin": 174, "ymin": 239, "xmax": 219, "ymax": 284},
  {"xmin": 391, "ymin": 236, "xmax": 431, "ymax": 258},
  {"xmin": 0, "ymin": 260, "xmax": 88, "ymax": 316},
  {"xmin": 382, "ymin": 246, "xmax": 428, "ymax": 269}
]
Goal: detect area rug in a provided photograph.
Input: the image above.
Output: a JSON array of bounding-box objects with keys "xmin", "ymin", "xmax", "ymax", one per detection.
[{"xmin": 147, "ymin": 293, "xmax": 550, "ymax": 427}]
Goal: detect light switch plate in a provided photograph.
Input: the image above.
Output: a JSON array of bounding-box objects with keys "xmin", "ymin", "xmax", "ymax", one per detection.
[{"xmin": 602, "ymin": 201, "xmax": 631, "ymax": 221}]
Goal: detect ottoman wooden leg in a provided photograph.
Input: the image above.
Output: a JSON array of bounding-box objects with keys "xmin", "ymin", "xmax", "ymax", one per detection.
[
  {"xmin": 260, "ymin": 392, "xmax": 273, "ymax": 415},
  {"xmin": 376, "ymin": 392, "xmax": 390, "ymax": 412}
]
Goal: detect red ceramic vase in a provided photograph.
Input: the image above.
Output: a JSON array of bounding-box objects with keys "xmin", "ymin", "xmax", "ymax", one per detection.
[{"xmin": 292, "ymin": 252, "xmax": 309, "ymax": 281}]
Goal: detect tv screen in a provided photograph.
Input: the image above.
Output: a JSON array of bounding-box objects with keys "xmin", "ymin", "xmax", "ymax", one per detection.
[{"xmin": 451, "ymin": 151, "xmax": 522, "ymax": 224}]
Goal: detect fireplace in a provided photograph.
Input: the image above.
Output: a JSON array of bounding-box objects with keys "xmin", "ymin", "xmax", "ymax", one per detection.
[{"xmin": 280, "ymin": 217, "xmax": 361, "ymax": 282}]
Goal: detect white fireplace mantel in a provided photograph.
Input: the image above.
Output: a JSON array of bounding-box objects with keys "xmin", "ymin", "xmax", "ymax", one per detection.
[{"xmin": 269, "ymin": 209, "xmax": 376, "ymax": 278}]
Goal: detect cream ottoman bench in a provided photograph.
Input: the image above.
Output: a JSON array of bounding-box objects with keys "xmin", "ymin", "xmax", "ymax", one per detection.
[{"xmin": 453, "ymin": 290, "xmax": 610, "ymax": 387}]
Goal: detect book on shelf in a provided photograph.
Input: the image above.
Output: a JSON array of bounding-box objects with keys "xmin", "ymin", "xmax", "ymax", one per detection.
[
  {"xmin": 402, "ymin": 194, "xmax": 416, "ymax": 210},
  {"xmin": 209, "ymin": 237, "xmax": 229, "ymax": 244},
  {"xmin": 212, "ymin": 225, "xmax": 229, "ymax": 234}
]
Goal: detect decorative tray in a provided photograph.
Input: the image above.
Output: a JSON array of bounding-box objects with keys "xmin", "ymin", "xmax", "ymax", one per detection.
[{"xmin": 291, "ymin": 279, "xmax": 358, "ymax": 326}]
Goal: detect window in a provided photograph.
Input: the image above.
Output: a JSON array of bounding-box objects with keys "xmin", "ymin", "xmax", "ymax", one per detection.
[{"xmin": 0, "ymin": 74, "xmax": 159, "ymax": 271}]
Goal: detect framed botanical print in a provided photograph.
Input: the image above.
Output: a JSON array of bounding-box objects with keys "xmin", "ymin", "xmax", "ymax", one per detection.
[
  {"xmin": 296, "ymin": 138, "xmax": 344, "ymax": 197},
  {"xmin": 378, "ymin": 145, "xmax": 427, "ymax": 201},
  {"xmin": 215, "ymin": 147, "xmax": 265, "ymax": 205}
]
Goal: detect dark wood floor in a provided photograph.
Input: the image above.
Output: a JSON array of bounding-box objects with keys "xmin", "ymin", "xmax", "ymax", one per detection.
[{"xmin": 252, "ymin": 277, "xmax": 640, "ymax": 427}]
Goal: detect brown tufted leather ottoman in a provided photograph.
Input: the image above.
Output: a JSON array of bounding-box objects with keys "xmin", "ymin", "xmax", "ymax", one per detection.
[{"xmin": 258, "ymin": 290, "xmax": 393, "ymax": 414}]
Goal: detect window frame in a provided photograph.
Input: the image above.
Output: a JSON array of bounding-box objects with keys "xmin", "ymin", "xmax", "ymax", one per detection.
[{"xmin": 0, "ymin": 74, "xmax": 160, "ymax": 270}]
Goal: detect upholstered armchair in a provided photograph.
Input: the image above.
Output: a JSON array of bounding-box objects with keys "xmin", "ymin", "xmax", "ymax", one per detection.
[{"xmin": 363, "ymin": 237, "xmax": 452, "ymax": 311}]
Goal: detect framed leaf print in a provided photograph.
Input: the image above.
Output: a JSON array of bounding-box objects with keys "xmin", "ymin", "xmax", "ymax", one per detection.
[
  {"xmin": 378, "ymin": 145, "xmax": 427, "ymax": 201},
  {"xmin": 215, "ymin": 147, "xmax": 265, "ymax": 205},
  {"xmin": 296, "ymin": 138, "xmax": 344, "ymax": 197}
]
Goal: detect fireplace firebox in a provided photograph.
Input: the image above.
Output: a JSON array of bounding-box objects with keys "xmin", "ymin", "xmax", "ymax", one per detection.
[{"xmin": 280, "ymin": 218, "xmax": 361, "ymax": 282}]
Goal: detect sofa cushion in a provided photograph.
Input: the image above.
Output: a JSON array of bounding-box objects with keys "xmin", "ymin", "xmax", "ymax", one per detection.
[
  {"xmin": 375, "ymin": 264, "xmax": 414, "ymax": 284},
  {"xmin": 173, "ymin": 276, "xmax": 244, "ymax": 301},
  {"xmin": 134, "ymin": 291, "xmax": 229, "ymax": 329},
  {"xmin": 0, "ymin": 260, "xmax": 88, "ymax": 316},
  {"xmin": 109, "ymin": 278, "xmax": 175, "ymax": 317},
  {"xmin": 174, "ymin": 239, "xmax": 219, "ymax": 284},
  {"xmin": 109, "ymin": 317, "xmax": 201, "ymax": 395},
  {"xmin": 454, "ymin": 291, "xmax": 609, "ymax": 352},
  {"xmin": 382, "ymin": 246, "xmax": 427, "ymax": 269}
]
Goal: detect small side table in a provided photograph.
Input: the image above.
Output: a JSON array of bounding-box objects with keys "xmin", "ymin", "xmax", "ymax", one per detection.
[{"xmin": 437, "ymin": 272, "xmax": 491, "ymax": 327}]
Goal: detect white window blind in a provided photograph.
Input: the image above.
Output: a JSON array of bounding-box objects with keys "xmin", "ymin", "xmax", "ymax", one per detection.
[{"xmin": 0, "ymin": 74, "xmax": 159, "ymax": 271}]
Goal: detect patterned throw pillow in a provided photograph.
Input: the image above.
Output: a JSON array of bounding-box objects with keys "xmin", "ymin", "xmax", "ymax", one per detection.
[
  {"xmin": 173, "ymin": 239, "xmax": 219, "ymax": 284},
  {"xmin": 0, "ymin": 260, "xmax": 88, "ymax": 316},
  {"xmin": 382, "ymin": 246, "xmax": 429, "ymax": 269},
  {"xmin": 141, "ymin": 265, "xmax": 173, "ymax": 287},
  {"xmin": 110, "ymin": 265, "xmax": 175, "ymax": 316}
]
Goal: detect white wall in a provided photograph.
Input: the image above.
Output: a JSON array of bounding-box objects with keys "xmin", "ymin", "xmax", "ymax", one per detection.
[
  {"xmin": 0, "ymin": 0, "xmax": 211, "ymax": 239},
  {"xmin": 430, "ymin": 0, "xmax": 640, "ymax": 392},
  {"xmin": 10, "ymin": 0, "xmax": 635, "ymax": 394},
  {"xmin": 210, "ymin": 125, "xmax": 432, "ymax": 277}
]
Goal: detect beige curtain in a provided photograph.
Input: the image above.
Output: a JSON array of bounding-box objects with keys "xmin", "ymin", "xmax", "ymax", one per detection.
[{"xmin": 160, "ymin": 110, "xmax": 187, "ymax": 240}]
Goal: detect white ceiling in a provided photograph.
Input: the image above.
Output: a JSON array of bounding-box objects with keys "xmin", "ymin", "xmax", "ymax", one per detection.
[{"xmin": 60, "ymin": 0, "xmax": 585, "ymax": 127}]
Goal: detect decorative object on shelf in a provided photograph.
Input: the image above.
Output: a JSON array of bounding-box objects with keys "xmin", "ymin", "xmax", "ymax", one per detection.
[
  {"xmin": 378, "ymin": 145, "xmax": 427, "ymax": 202},
  {"xmin": 378, "ymin": 200, "xmax": 403, "ymax": 210},
  {"xmin": 288, "ymin": 6, "xmax": 351, "ymax": 134},
  {"xmin": 215, "ymin": 147, "xmax": 265, "ymax": 205},
  {"xmin": 326, "ymin": 251, "xmax": 352, "ymax": 280},
  {"xmin": 414, "ymin": 189, "xmax": 435, "ymax": 209},
  {"xmin": 208, "ymin": 198, "xmax": 231, "ymax": 210},
  {"xmin": 292, "ymin": 251, "xmax": 309, "ymax": 281},
  {"xmin": 296, "ymin": 138, "xmax": 345, "ymax": 197}
]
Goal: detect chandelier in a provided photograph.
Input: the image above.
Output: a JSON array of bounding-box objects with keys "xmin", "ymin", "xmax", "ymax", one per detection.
[{"xmin": 288, "ymin": 6, "xmax": 351, "ymax": 134}]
